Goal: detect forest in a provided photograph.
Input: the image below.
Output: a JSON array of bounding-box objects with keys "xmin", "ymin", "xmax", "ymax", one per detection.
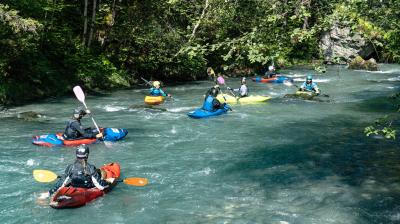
[{"xmin": 1, "ymin": 0, "xmax": 399, "ymax": 105}]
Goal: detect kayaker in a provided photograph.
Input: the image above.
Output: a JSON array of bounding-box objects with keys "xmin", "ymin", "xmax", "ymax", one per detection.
[
  {"xmin": 300, "ymin": 75, "xmax": 320, "ymax": 94},
  {"xmin": 150, "ymin": 81, "xmax": 171, "ymax": 97},
  {"xmin": 207, "ymin": 67, "xmax": 216, "ymax": 82},
  {"xmin": 264, "ymin": 65, "xmax": 277, "ymax": 78},
  {"xmin": 63, "ymin": 107, "xmax": 103, "ymax": 140},
  {"xmin": 203, "ymin": 85, "xmax": 226, "ymax": 112},
  {"xmin": 38, "ymin": 144, "xmax": 115, "ymax": 199},
  {"xmin": 227, "ymin": 77, "xmax": 248, "ymax": 97}
]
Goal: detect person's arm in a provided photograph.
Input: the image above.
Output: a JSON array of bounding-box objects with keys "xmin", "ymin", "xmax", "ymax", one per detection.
[
  {"xmin": 231, "ymin": 87, "xmax": 239, "ymax": 92},
  {"xmin": 313, "ymin": 84, "xmax": 320, "ymax": 94},
  {"xmin": 159, "ymin": 89, "xmax": 170, "ymax": 97},
  {"xmin": 89, "ymin": 165, "xmax": 111, "ymax": 191},
  {"xmin": 299, "ymin": 82, "xmax": 306, "ymax": 91},
  {"xmin": 212, "ymin": 98, "xmax": 223, "ymax": 109},
  {"xmin": 48, "ymin": 165, "xmax": 72, "ymax": 195},
  {"xmin": 72, "ymin": 122, "xmax": 98, "ymax": 138}
]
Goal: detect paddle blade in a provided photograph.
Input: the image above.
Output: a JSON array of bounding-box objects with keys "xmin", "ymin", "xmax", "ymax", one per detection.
[
  {"xmin": 217, "ymin": 76, "xmax": 225, "ymax": 85},
  {"xmin": 73, "ymin": 86, "xmax": 85, "ymax": 103},
  {"xmin": 283, "ymin": 80, "xmax": 293, "ymax": 86},
  {"xmin": 123, "ymin": 177, "xmax": 148, "ymax": 186},
  {"xmin": 33, "ymin": 170, "xmax": 58, "ymax": 183}
]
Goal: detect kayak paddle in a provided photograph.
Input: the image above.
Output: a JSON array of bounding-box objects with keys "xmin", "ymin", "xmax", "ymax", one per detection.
[
  {"xmin": 141, "ymin": 77, "xmax": 153, "ymax": 87},
  {"xmin": 216, "ymin": 76, "xmax": 233, "ymax": 110},
  {"xmin": 33, "ymin": 169, "xmax": 148, "ymax": 186},
  {"xmin": 33, "ymin": 170, "xmax": 58, "ymax": 183},
  {"xmin": 73, "ymin": 86, "xmax": 111, "ymax": 147}
]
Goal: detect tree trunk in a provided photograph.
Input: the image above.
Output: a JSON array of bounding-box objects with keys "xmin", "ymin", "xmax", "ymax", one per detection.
[
  {"xmin": 302, "ymin": 0, "xmax": 311, "ymax": 30},
  {"xmin": 189, "ymin": 0, "xmax": 209, "ymax": 42},
  {"xmin": 82, "ymin": 0, "xmax": 88, "ymax": 46},
  {"xmin": 88, "ymin": 0, "xmax": 97, "ymax": 47},
  {"xmin": 111, "ymin": 0, "xmax": 116, "ymax": 26}
]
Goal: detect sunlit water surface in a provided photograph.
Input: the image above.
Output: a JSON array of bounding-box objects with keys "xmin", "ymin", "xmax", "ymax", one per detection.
[{"xmin": 0, "ymin": 65, "xmax": 399, "ymax": 224}]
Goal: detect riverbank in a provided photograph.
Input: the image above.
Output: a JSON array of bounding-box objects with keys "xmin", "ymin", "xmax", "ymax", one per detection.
[{"xmin": 0, "ymin": 61, "xmax": 338, "ymax": 107}]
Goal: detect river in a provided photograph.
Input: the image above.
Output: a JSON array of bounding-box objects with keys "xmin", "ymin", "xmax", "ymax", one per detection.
[{"xmin": 0, "ymin": 65, "xmax": 399, "ymax": 224}]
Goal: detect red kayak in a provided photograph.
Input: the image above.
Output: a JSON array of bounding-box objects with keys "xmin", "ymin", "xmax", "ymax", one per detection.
[
  {"xmin": 49, "ymin": 162, "xmax": 121, "ymax": 209},
  {"xmin": 252, "ymin": 76, "xmax": 293, "ymax": 83}
]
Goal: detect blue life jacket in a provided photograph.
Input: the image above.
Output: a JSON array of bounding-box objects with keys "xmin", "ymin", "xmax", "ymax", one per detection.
[
  {"xmin": 150, "ymin": 88, "xmax": 166, "ymax": 96},
  {"xmin": 202, "ymin": 95, "xmax": 215, "ymax": 112},
  {"xmin": 301, "ymin": 82, "xmax": 318, "ymax": 91}
]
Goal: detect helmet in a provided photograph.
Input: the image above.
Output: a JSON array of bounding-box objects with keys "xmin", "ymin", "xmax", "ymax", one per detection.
[
  {"xmin": 73, "ymin": 107, "xmax": 86, "ymax": 119},
  {"xmin": 211, "ymin": 87, "xmax": 219, "ymax": 97},
  {"xmin": 207, "ymin": 67, "xmax": 215, "ymax": 75},
  {"xmin": 306, "ymin": 75, "xmax": 313, "ymax": 81},
  {"xmin": 268, "ymin": 65, "xmax": 275, "ymax": 71},
  {"xmin": 153, "ymin": 81, "xmax": 161, "ymax": 88},
  {"xmin": 76, "ymin": 144, "xmax": 89, "ymax": 159},
  {"xmin": 241, "ymin": 77, "xmax": 246, "ymax": 84}
]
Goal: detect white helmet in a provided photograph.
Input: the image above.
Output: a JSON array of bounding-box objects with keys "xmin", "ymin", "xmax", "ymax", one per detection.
[
  {"xmin": 153, "ymin": 81, "xmax": 161, "ymax": 87},
  {"xmin": 268, "ymin": 65, "xmax": 275, "ymax": 71}
]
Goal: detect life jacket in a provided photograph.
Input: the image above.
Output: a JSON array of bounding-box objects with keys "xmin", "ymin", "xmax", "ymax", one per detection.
[
  {"xmin": 202, "ymin": 95, "xmax": 215, "ymax": 112},
  {"xmin": 240, "ymin": 84, "xmax": 248, "ymax": 97},
  {"xmin": 63, "ymin": 120, "xmax": 82, "ymax": 139},
  {"xmin": 150, "ymin": 88, "xmax": 163, "ymax": 96},
  {"xmin": 69, "ymin": 160, "xmax": 96, "ymax": 188},
  {"xmin": 302, "ymin": 82, "xmax": 317, "ymax": 91}
]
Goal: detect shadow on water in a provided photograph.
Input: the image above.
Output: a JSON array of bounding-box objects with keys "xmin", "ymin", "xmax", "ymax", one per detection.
[{"xmin": 220, "ymin": 101, "xmax": 400, "ymax": 223}]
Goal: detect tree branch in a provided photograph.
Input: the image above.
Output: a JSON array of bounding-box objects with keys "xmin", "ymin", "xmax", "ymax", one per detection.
[{"xmin": 189, "ymin": 0, "xmax": 209, "ymax": 42}]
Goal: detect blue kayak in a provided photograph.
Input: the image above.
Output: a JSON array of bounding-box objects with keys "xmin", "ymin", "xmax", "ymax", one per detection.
[
  {"xmin": 32, "ymin": 127, "xmax": 128, "ymax": 147},
  {"xmin": 187, "ymin": 104, "xmax": 231, "ymax": 119},
  {"xmin": 252, "ymin": 76, "xmax": 293, "ymax": 83}
]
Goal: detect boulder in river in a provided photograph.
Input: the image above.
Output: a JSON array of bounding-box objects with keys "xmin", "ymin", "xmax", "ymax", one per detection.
[
  {"xmin": 284, "ymin": 92, "xmax": 330, "ymax": 102},
  {"xmin": 16, "ymin": 111, "xmax": 46, "ymax": 121},
  {"xmin": 348, "ymin": 56, "xmax": 378, "ymax": 71}
]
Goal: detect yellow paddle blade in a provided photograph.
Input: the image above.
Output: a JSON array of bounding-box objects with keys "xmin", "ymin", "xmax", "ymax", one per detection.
[
  {"xmin": 33, "ymin": 170, "xmax": 58, "ymax": 183},
  {"xmin": 123, "ymin": 177, "xmax": 148, "ymax": 186}
]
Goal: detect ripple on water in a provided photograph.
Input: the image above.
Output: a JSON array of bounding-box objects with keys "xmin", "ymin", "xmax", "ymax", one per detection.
[{"xmin": 0, "ymin": 65, "xmax": 399, "ymax": 224}]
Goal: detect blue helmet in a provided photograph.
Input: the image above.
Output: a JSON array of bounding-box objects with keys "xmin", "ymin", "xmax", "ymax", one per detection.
[{"xmin": 306, "ymin": 75, "xmax": 313, "ymax": 81}]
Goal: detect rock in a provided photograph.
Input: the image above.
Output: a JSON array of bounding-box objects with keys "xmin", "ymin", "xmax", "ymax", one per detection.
[
  {"xmin": 365, "ymin": 58, "xmax": 378, "ymax": 71},
  {"xmin": 129, "ymin": 105, "xmax": 167, "ymax": 112},
  {"xmin": 314, "ymin": 65, "xmax": 327, "ymax": 73},
  {"xmin": 284, "ymin": 92, "xmax": 330, "ymax": 102},
  {"xmin": 348, "ymin": 56, "xmax": 378, "ymax": 71},
  {"xmin": 320, "ymin": 22, "xmax": 375, "ymax": 64},
  {"xmin": 17, "ymin": 111, "xmax": 45, "ymax": 121}
]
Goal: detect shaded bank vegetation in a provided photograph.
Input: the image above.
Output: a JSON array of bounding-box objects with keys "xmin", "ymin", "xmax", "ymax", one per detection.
[{"xmin": 1, "ymin": 0, "xmax": 400, "ymax": 105}]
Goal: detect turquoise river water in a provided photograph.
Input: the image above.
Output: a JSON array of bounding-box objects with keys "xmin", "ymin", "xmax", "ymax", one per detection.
[{"xmin": 0, "ymin": 65, "xmax": 399, "ymax": 224}]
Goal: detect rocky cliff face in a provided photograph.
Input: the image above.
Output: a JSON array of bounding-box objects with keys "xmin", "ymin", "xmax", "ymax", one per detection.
[{"xmin": 320, "ymin": 22, "xmax": 375, "ymax": 64}]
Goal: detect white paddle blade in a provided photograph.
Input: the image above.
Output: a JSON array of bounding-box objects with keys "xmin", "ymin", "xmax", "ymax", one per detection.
[
  {"xmin": 283, "ymin": 80, "xmax": 293, "ymax": 87},
  {"xmin": 73, "ymin": 86, "xmax": 85, "ymax": 103}
]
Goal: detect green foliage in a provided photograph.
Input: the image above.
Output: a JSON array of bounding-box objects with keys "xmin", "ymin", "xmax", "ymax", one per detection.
[
  {"xmin": 1, "ymin": 0, "xmax": 400, "ymax": 105},
  {"xmin": 364, "ymin": 93, "xmax": 400, "ymax": 140},
  {"xmin": 365, "ymin": 126, "xmax": 396, "ymax": 140}
]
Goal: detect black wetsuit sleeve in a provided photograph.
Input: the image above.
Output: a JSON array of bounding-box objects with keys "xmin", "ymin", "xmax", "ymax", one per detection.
[
  {"xmin": 89, "ymin": 165, "xmax": 110, "ymax": 188},
  {"xmin": 71, "ymin": 121, "xmax": 96, "ymax": 138},
  {"xmin": 49, "ymin": 165, "xmax": 73, "ymax": 195},
  {"xmin": 212, "ymin": 99, "xmax": 223, "ymax": 109}
]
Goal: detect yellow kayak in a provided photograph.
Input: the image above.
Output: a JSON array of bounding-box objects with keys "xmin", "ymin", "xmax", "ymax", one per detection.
[
  {"xmin": 144, "ymin": 96, "xmax": 165, "ymax": 105},
  {"xmin": 216, "ymin": 94, "xmax": 271, "ymax": 104}
]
